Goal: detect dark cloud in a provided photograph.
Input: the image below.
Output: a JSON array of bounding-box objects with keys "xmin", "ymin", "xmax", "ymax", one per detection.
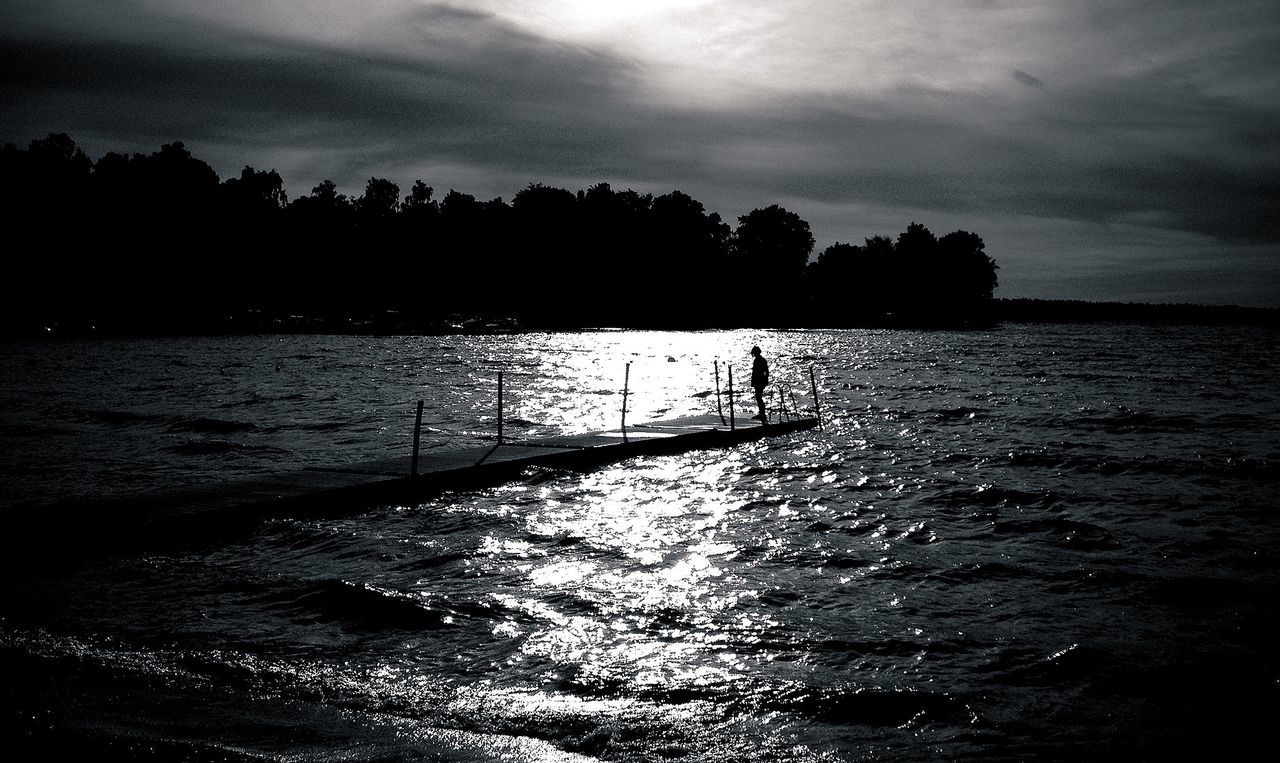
[
  {"xmin": 1012, "ymin": 70, "xmax": 1043, "ymax": 88},
  {"xmin": 0, "ymin": 5, "xmax": 650, "ymax": 176},
  {"xmin": 678, "ymin": 84, "xmax": 1279, "ymax": 247},
  {"xmin": 2, "ymin": 0, "xmax": 1278, "ymax": 305}
]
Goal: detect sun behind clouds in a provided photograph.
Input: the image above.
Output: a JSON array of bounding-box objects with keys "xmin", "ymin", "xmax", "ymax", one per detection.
[{"xmin": 536, "ymin": 0, "xmax": 712, "ymax": 32}]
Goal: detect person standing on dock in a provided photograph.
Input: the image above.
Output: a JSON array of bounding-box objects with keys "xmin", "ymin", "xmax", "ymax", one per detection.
[{"xmin": 750, "ymin": 345, "xmax": 769, "ymax": 422}]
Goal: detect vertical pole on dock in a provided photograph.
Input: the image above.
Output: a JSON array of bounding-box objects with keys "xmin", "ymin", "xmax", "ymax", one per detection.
[
  {"xmin": 497, "ymin": 370, "xmax": 504, "ymax": 443},
  {"xmin": 810, "ymin": 366, "xmax": 822, "ymax": 430},
  {"xmin": 621, "ymin": 362, "xmax": 631, "ymax": 443},
  {"xmin": 714, "ymin": 360, "xmax": 725, "ymax": 425},
  {"xmin": 727, "ymin": 364, "xmax": 735, "ymax": 431},
  {"xmin": 411, "ymin": 399, "xmax": 423, "ymax": 477}
]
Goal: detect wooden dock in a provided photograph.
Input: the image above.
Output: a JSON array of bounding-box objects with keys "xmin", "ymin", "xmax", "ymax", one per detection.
[
  {"xmin": 298, "ymin": 413, "xmax": 815, "ymax": 504},
  {"xmin": 182, "ymin": 413, "xmax": 818, "ymax": 519},
  {"xmin": 4, "ymin": 413, "xmax": 820, "ymax": 564}
]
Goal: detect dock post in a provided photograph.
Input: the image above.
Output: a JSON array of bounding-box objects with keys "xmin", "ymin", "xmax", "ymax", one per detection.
[
  {"xmin": 714, "ymin": 360, "xmax": 725, "ymax": 425},
  {"xmin": 621, "ymin": 362, "xmax": 631, "ymax": 443},
  {"xmin": 411, "ymin": 399, "xmax": 423, "ymax": 476},
  {"xmin": 810, "ymin": 366, "xmax": 822, "ymax": 430},
  {"xmin": 727, "ymin": 364, "xmax": 735, "ymax": 431},
  {"xmin": 497, "ymin": 371, "xmax": 504, "ymax": 443}
]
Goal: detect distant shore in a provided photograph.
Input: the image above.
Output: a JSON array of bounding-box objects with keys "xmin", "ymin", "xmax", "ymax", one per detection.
[
  {"xmin": 989, "ymin": 298, "xmax": 1279, "ymax": 327},
  {"xmin": 3, "ymin": 299, "xmax": 1277, "ymax": 339}
]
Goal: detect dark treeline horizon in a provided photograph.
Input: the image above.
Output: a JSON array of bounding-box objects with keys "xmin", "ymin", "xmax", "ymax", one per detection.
[{"xmin": 2, "ymin": 133, "xmax": 1001, "ymax": 335}]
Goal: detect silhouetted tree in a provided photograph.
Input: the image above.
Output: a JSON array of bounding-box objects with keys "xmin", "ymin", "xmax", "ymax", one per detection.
[
  {"xmin": 895, "ymin": 222, "xmax": 938, "ymax": 257},
  {"xmin": 0, "ymin": 132, "xmax": 1004, "ymax": 335},
  {"xmin": 806, "ymin": 224, "xmax": 998, "ymax": 326},
  {"xmin": 356, "ymin": 177, "xmax": 400, "ymax": 226},
  {"xmin": 145, "ymin": 142, "xmax": 222, "ymax": 223},
  {"xmin": 0, "ymin": 133, "xmax": 93, "ymax": 244},
  {"xmin": 650, "ymin": 191, "xmax": 732, "ymax": 326},
  {"xmin": 430, "ymin": 190, "xmax": 518, "ymax": 319},
  {"xmin": 3, "ymin": 133, "xmax": 93, "ymax": 209},
  {"xmin": 732, "ymin": 204, "xmax": 814, "ymax": 323},
  {"xmin": 221, "ymin": 166, "xmax": 287, "ymax": 216},
  {"xmin": 1, "ymin": 134, "xmax": 96, "ymax": 329},
  {"xmin": 511, "ymin": 183, "xmax": 582, "ymax": 324},
  {"xmin": 891, "ymin": 223, "xmax": 997, "ymax": 321},
  {"xmin": 394, "ymin": 181, "xmax": 441, "ymax": 311},
  {"xmin": 733, "ymin": 205, "xmax": 815, "ymax": 274},
  {"xmin": 808, "ymin": 241, "xmax": 860, "ymax": 322},
  {"xmin": 287, "ymin": 179, "xmax": 354, "ymax": 228},
  {"xmin": 276, "ymin": 180, "xmax": 358, "ymax": 314},
  {"xmin": 807, "ymin": 235, "xmax": 899, "ymax": 324},
  {"xmin": 937, "ymin": 229, "xmax": 998, "ymax": 301},
  {"xmin": 206, "ymin": 166, "xmax": 290, "ymax": 316},
  {"xmin": 575, "ymin": 183, "xmax": 651, "ymax": 324},
  {"xmin": 78, "ymin": 141, "xmax": 224, "ymax": 328},
  {"xmin": 400, "ymin": 180, "xmax": 437, "ymax": 218}
]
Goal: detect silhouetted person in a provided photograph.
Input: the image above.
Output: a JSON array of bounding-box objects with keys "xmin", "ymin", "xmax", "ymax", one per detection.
[{"xmin": 750, "ymin": 345, "xmax": 769, "ymax": 422}]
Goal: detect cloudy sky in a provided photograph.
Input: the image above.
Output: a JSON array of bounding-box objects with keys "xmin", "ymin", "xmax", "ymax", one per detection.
[{"xmin": 4, "ymin": 0, "xmax": 1278, "ymax": 306}]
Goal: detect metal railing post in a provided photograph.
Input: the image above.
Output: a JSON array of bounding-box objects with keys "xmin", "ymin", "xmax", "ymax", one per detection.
[
  {"xmin": 411, "ymin": 399, "xmax": 423, "ymax": 476},
  {"xmin": 810, "ymin": 366, "xmax": 822, "ymax": 430},
  {"xmin": 621, "ymin": 362, "xmax": 631, "ymax": 443},
  {"xmin": 714, "ymin": 360, "xmax": 725, "ymax": 424},
  {"xmin": 727, "ymin": 363, "xmax": 735, "ymax": 431}
]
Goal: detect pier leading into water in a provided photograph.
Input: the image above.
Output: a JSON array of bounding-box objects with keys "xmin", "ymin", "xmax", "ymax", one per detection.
[
  {"xmin": 5, "ymin": 373, "xmax": 822, "ymax": 563},
  {"xmin": 161, "ymin": 412, "xmax": 819, "ymax": 523}
]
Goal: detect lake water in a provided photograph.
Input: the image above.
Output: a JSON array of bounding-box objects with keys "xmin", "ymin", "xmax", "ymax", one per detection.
[{"xmin": 2, "ymin": 325, "xmax": 1278, "ymax": 761}]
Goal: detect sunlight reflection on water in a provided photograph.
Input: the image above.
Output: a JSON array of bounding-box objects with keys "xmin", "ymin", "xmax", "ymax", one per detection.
[
  {"xmin": 2, "ymin": 325, "xmax": 1279, "ymax": 760},
  {"xmin": 485, "ymin": 451, "xmax": 786, "ymax": 698}
]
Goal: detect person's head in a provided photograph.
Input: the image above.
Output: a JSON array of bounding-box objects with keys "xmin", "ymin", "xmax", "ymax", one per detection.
[{"xmin": 751, "ymin": 346, "xmax": 761, "ymax": 356}]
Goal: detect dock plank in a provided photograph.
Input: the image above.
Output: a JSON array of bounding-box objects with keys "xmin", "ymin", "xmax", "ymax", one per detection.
[{"xmin": 2, "ymin": 413, "xmax": 820, "ymax": 563}]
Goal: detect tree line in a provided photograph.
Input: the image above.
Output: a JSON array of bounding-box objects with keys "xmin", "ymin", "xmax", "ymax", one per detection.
[{"xmin": 1, "ymin": 133, "xmax": 999, "ymax": 335}]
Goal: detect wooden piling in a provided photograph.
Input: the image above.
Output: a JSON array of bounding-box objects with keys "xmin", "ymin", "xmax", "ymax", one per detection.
[
  {"xmin": 809, "ymin": 366, "xmax": 822, "ymax": 430},
  {"xmin": 714, "ymin": 360, "xmax": 725, "ymax": 425},
  {"xmin": 497, "ymin": 371, "xmax": 504, "ymax": 443},
  {"xmin": 728, "ymin": 363, "xmax": 735, "ymax": 431},
  {"xmin": 411, "ymin": 400, "xmax": 423, "ymax": 476},
  {"xmin": 622, "ymin": 362, "xmax": 631, "ymax": 443}
]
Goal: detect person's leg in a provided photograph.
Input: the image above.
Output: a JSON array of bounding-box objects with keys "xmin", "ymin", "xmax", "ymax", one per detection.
[{"xmin": 755, "ymin": 388, "xmax": 767, "ymax": 421}]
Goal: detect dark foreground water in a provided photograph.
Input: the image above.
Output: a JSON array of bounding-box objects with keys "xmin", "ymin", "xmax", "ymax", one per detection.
[{"xmin": 2, "ymin": 325, "xmax": 1278, "ymax": 761}]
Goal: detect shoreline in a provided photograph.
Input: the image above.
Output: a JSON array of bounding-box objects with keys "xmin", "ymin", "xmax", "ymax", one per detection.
[{"xmin": 4, "ymin": 299, "xmax": 1278, "ymax": 339}]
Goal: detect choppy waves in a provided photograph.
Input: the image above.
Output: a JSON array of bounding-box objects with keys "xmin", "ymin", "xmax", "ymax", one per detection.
[{"xmin": 2, "ymin": 325, "xmax": 1279, "ymax": 760}]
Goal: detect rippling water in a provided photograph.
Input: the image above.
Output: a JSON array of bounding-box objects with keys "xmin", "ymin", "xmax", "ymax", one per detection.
[{"xmin": 2, "ymin": 326, "xmax": 1278, "ymax": 761}]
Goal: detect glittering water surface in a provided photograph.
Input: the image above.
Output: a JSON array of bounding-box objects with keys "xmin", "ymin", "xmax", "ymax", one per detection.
[{"xmin": 2, "ymin": 326, "xmax": 1278, "ymax": 761}]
